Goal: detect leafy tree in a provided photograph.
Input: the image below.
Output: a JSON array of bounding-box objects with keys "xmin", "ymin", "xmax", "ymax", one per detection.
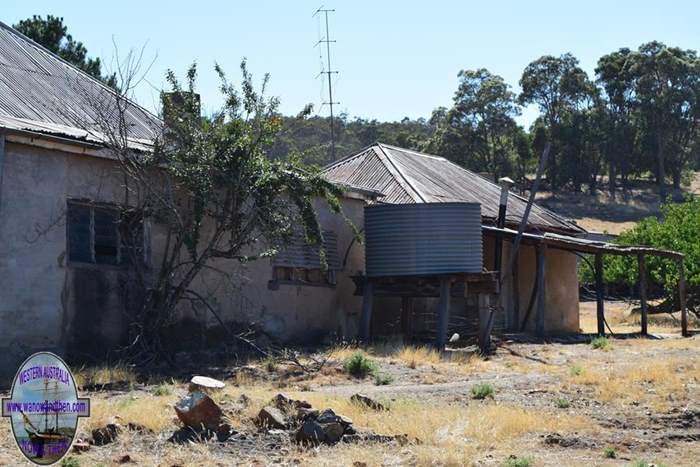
[
  {"xmin": 13, "ymin": 15, "xmax": 117, "ymax": 88},
  {"xmin": 89, "ymin": 61, "xmax": 343, "ymax": 362},
  {"xmin": 628, "ymin": 42, "xmax": 700, "ymax": 198},
  {"xmin": 424, "ymin": 68, "xmax": 523, "ymax": 181},
  {"xmin": 596, "ymin": 48, "xmax": 639, "ymax": 196},
  {"xmin": 519, "ymin": 53, "xmax": 597, "ymax": 191}
]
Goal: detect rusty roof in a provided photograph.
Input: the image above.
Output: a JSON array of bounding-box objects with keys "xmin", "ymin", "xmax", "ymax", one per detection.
[
  {"xmin": 0, "ymin": 21, "xmax": 160, "ymax": 146},
  {"xmin": 323, "ymin": 143, "xmax": 585, "ymax": 234}
]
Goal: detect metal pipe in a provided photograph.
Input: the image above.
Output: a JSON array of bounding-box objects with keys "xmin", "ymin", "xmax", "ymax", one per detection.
[{"xmin": 493, "ymin": 177, "xmax": 515, "ymax": 274}]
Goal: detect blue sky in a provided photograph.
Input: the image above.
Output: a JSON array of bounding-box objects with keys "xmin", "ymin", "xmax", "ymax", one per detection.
[{"xmin": 3, "ymin": 1, "xmax": 699, "ymax": 127}]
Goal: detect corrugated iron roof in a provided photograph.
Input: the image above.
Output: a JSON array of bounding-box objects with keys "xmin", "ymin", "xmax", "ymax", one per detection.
[
  {"xmin": 323, "ymin": 143, "xmax": 585, "ymax": 234},
  {"xmin": 0, "ymin": 21, "xmax": 160, "ymax": 146}
]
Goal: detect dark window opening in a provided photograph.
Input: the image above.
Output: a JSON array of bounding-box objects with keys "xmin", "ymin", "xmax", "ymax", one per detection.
[{"xmin": 66, "ymin": 201, "xmax": 144, "ymax": 266}]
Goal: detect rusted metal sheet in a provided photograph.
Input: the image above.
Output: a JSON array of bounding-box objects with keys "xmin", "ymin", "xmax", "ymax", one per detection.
[
  {"xmin": 364, "ymin": 202, "xmax": 483, "ymax": 277},
  {"xmin": 0, "ymin": 22, "xmax": 160, "ymax": 146},
  {"xmin": 323, "ymin": 143, "xmax": 584, "ymax": 234}
]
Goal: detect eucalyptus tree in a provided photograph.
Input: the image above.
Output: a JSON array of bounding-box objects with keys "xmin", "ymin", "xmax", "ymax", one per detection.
[
  {"xmin": 628, "ymin": 41, "xmax": 700, "ymax": 198},
  {"xmin": 519, "ymin": 53, "xmax": 597, "ymax": 191},
  {"xmin": 426, "ymin": 68, "xmax": 521, "ymax": 181}
]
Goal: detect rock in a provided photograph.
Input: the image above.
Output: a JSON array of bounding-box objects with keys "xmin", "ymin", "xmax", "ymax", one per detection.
[
  {"xmin": 216, "ymin": 422, "xmax": 235, "ymax": 442},
  {"xmin": 449, "ymin": 333, "xmax": 460, "ymax": 343},
  {"xmin": 188, "ymin": 375, "xmax": 226, "ymax": 393},
  {"xmin": 174, "ymin": 391, "xmax": 223, "ymax": 430},
  {"xmin": 296, "ymin": 407, "xmax": 320, "ymax": 421},
  {"xmin": 115, "ymin": 454, "xmax": 132, "ymax": 464},
  {"xmin": 350, "ymin": 393, "xmax": 386, "ymax": 411},
  {"xmin": 72, "ymin": 440, "xmax": 90, "ymax": 452},
  {"xmin": 91, "ymin": 422, "xmax": 122, "ymax": 445},
  {"xmin": 342, "ymin": 431, "xmax": 409, "ymax": 445},
  {"xmin": 126, "ymin": 422, "xmax": 153, "ymax": 434},
  {"xmin": 295, "ymin": 419, "xmax": 326, "ymax": 445},
  {"xmin": 273, "ymin": 393, "xmax": 312, "ymax": 411},
  {"xmin": 256, "ymin": 406, "xmax": 288, "ymax": 429},
  {"xmin": 322, "ymin": 422, "xmax": 345, "ymax": 444}
]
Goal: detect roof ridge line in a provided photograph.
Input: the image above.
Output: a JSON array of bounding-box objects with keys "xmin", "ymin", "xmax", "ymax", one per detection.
[
  {"xmin": 0, "ymin": 20, "xmax": 162, "ymax": 126},
  {"xmin": 375, "ymin": 144, "xmax": 426, "ymax": 203}
]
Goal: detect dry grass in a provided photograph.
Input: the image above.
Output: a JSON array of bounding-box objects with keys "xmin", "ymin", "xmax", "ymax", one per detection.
[
  {"xmin": 85, "ymin": 390, "xmax": 179, "ymax": 433},
  {"xmin": 73, "ymin": 362, "xmax": 138, "ymax": 388},
  {"xmin": 566, "ymin": 357, "xmax": 699, "ymax": 409},
  {"xmin": 394, "ymin": 345, "xmax": 442, "ymax": 368}
]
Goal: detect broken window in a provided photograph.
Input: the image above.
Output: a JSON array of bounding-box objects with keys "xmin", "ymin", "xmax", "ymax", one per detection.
[
  {"xmin": 270, "ymin": 230, "xmax": 340, "ymax": 288},
  {"xmin": 66, "ymin": 201, "xmax": 144, "ymax": 266}
]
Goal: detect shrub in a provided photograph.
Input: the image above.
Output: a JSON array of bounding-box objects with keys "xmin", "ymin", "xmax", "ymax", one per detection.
[
  {"xmin": 603, "ymin": 447, "xmax": 616, "ymax": 459},
  {"xmin": 556, "ymin": 398, "xmax": 570, "ymax": 409},
  {"xmin": 569, "ymin": 364, "xmax": 583, "ymax": 376},
  {"xmin": 152, "ymin": 384, "xmax": 171, "ymax": 396},
  {"xmin": 343, "ymin": 352, "xmax": 378, "ymax": 378},
  {"xmin": 263, "ymin": 355, "xmax": 277, "ymax": 373},
  {"xmin": 503, "ymin": 456, "xmax": 533, "ymax": 467},
  {"xmin": 374, "ymin": 372, "xmax": 394, "ymax": 386},
  {"xmin": 471, "ymin": 382, "xmax": 495, "ymax": 399},
  {"xmin": 61, "ymin": 457, "xmax": 80, "ymax": 467},
  {"xmin": 591, "ymin": 336, "xmax": 612, "ymax": 350}
]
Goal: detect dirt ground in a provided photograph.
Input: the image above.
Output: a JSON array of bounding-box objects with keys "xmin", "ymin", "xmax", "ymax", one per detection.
[{"xmin": 0, "ymin": 302, "xmax": 698, "ymax": 467}]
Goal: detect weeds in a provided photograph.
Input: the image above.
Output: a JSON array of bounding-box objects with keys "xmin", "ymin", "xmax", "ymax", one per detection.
[
  {"xmin": 503, "ymin": 455, "xmax": 533, "ymax": 467},
  {"xmin": 591, "ymin": 336, "xmax": 612, "ymax": 350},
  {"xmin": 603, "ymin": 447, "xmax": 616, "ymax": 458},
  {"xmin": 568, "ymin": 364, "xmax": 583, "ymax": 376},
  {"xmin": 263, "ymin": 355, "xmax": 278, "ymax": 373},
  {"xmin": 343, "ymin": 352, "xmax": 378, "ymax": 378},
  {"xmin": 153, "ymin": 384, "xmax": 172, "ymax": 396},
  {"xmin": 471, "ymin": 382, "xmax": 495, "ymax": 399},
  {"xmin": 60, "ymin": 457, "xmax": 80, "ymax": 467},
  {"xmin": 556, "ymin": 398, "xmax": 570, "ymax": 409},
  {"xmin": 374, "ymin": 372, "xmax": 394, "ymax": 385}
]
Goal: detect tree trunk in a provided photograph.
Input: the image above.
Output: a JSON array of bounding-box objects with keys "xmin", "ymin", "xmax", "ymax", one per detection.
[
  {"xmin": 608, "ymin": 162, "xmax": 616, "ymax": 200},
  {"xmin": 656, "ymin": 135, "xmax": 667, "ymax": 201}
]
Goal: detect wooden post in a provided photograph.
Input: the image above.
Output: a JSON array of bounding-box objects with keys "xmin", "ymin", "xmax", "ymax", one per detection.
[
  {"xmin": 595, "ymin": 252, "xmax": 605, "ymax": 336},
  {"xmin": 400, "ymin": 297, "xmax": 414, "ymax": 341},
  {"xmin": 638, "ymin": 254, "xmax": 648, "ymax": 336},
  {"xmin": 478, "ymin": 294, "xmax": 492, "ymax": 353},
  {"xmin": 535, "ymin": 244, "xmax": 546, "ymax": 338},
  {"xmin": 435, "ymin": 277, "xmax": 451, "ymax": 351},
  {"xmin": 679, "ymin": 259, "xmax": 688, "ymax": 337},
  {"xmin": 511, "ymin": 246, "xmax": 520, "ymax": 331},
  {"xmin": 359, "ymin": 279, "xmax": 374, "ymax": 345}
]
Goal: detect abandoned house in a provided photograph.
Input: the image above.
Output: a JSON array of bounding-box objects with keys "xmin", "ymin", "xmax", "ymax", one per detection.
[{"xmin": 2, "ymin": 21, "xmax": 687, "ymax": 381}]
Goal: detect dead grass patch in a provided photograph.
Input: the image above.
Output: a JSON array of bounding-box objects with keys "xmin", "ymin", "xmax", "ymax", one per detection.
[{"xmin": 73, "ymin": 362, "xmax": 137, "ymax": 388}]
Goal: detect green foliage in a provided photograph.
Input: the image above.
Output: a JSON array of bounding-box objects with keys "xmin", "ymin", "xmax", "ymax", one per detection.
[
  {"xmin": 581, "ymin": 199, "xmax": 700, "ymax": 312},
  {"xmin": 374, "ymin": 372, "xmax": 394, "ymax": 386},
  {"xmin": 60, "ymin": 457, "xmax": 81, "ymax": 467},
  {"xmin": 343, "ymin": 352, "xmax": 378, "ymax": 378},
  {"xmin": 568, "ymin": 364, "xmax": 583, "ymax": 377},
  {"xmin": 503, "ymin": 456, "xmax": 533, "ymax": 467},
  {"xmin": 555, "ymin": 398, "xmax": 571, "ymax": 409},
  {"xmin": 471, "ymin": 382, "xmax": 495, "ymax": 399},
  {"xmin": 591, "ymin": 336, "xmax": 612, "ymax": 350},
  {"xmin": 603, "ymin": 447, "xmax": 617, "ymax": 459},
  {"xmin": 152, "ymin": 384, "xmax": 171, "ymax": 396},
  {"xmin": 13, "ymin": 15, "xmax": 117, "ymax": 88},
  {"xmin": 263, "ymin": 355, "xmax": 278, "ymax": 373}
]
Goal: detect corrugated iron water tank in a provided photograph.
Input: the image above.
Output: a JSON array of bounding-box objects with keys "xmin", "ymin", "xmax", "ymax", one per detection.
[{"xmin": 364, "ymin": 202, "xmax": 482, "ymax": 277}]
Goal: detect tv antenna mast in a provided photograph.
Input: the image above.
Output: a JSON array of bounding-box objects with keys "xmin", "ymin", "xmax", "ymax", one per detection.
[{"xmin": 313, "ymin": 6, "xmax": 339, "ymax": 162}]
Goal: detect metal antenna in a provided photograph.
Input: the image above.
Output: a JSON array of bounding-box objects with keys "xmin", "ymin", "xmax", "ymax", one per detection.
[{"xmin": 313, "ymin": 6, "xmax": 339, "ymax": 162}]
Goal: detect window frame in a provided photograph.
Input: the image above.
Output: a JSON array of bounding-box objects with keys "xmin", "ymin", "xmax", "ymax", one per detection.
[{"xmin": 66, "ymin": 200, "xmax": 145, "ymax": 269}]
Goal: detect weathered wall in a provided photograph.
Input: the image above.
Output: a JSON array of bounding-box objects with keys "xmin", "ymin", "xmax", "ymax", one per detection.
[
  {"xmin": 485, "ymin": 237, "xmax": 580, "ymax": 333},
  {"xmin": 0, "ymin": 141, "xmax": 366, "ymax": 380}
]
